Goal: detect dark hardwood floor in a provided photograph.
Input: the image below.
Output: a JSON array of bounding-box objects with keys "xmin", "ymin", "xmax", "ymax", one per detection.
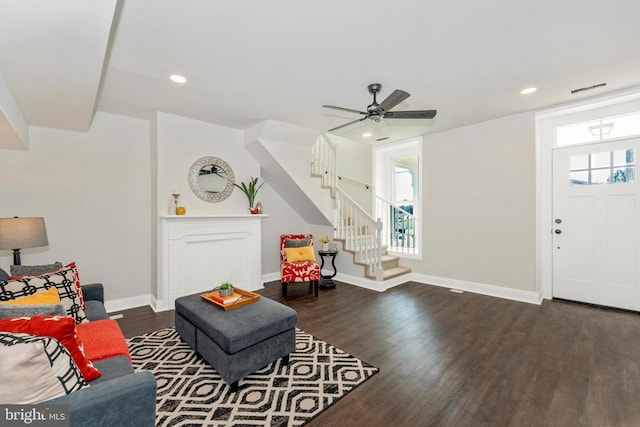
[{"xmin": 113, "ymin": 281, "xmax": 640, "ymax": 427}]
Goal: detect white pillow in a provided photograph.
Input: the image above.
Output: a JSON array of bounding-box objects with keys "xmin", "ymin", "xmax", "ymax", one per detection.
[{"xmin": 0, "ymin": 332, "xmax": 88, "ymax": 404}]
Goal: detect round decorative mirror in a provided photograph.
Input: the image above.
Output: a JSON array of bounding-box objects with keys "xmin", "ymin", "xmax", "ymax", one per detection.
[{"xmin": 188, "ymin": 156, "xmax": 235, "ymax": 203}]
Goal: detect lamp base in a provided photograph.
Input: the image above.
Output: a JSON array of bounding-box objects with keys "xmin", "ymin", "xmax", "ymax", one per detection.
[{"xmin": 12, "ymin": 249, "xmax": 21, "ymax": 266}]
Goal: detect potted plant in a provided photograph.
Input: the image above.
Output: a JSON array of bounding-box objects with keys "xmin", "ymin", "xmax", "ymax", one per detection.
[
  {"xmin": 234, "ymin": 177, "xmax": 265, "ymax": 214},
  {"xmin": 219, "ymin": 282, "xmax": 234, "ymax": 297},
  {"xmin": 319, "ymin": 234, "xmax": 331, "ymax": 251}
]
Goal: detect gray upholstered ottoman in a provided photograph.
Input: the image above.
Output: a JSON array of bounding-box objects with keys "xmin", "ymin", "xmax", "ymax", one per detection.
[{"xmin": 174, "ymin": 292, "xmax": 297, "ymax": 391}]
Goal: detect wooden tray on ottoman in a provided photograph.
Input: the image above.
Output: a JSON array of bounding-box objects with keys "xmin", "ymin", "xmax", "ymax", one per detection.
[{"xmin": 200, "ymin": 288, "xmax": 261, "ymax": 311}]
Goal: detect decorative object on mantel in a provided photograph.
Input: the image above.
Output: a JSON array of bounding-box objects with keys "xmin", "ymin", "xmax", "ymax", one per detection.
[
  {"xmin": 255, "ymin": 201, "xmax": 263, "ymax": 214},
  {"xmin": 319, "ymin": 234, "xmax": 331, "ymax": 251},
  {"xmin": 0, "ymin": 217, "xmax": 49, "ymax": 265},
  {"xmin": 234, "ymin": 177, "xmax": 265, "ymax": 214},
  {"xmin": 171, "ymin": 192, "xmax": 186, "ymax": 215},
  {"xmin": 188, "ymin": 156, "xmax": 235, "ymax": 203},
  {"xmin": 170, "ymin": 191, "xmax": 179, "ymax": 215}
]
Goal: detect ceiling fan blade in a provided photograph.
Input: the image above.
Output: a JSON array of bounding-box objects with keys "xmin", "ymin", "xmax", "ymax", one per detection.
[
  {"xmin": 384, "ymin": 110, "xmax": 437, "ymax": 119},
  {"xmin": 328, "ymin": 116, "xmax": 368, "ymax": 132},
  {"xmin": 322, "ymin": 105, "xmax": 367, "ymax": 115},
  {"xmin": 377, "ymin": 89, "xmax": 410, "ymax": 113}
]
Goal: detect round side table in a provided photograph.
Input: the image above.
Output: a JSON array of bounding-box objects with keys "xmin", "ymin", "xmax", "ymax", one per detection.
[{"xmin": 317, "ymin": 250, "xmax": 338, "ymax": 288}]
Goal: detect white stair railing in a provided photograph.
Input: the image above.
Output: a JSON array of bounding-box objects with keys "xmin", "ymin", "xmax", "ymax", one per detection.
[
  {"xmin": 311, "ymin": 132, "xmax": 385, "ymax": 280},
  {"xmin": 335, "ymin": 188, "xmax": 383, "ymax": 280},
  {"xmin": 375, "ymin": 196, "xmax": 419, "ymax": 255},
  {"xmin": 311, "ymin": 133, "xmax": 337, "ymax": 196}
]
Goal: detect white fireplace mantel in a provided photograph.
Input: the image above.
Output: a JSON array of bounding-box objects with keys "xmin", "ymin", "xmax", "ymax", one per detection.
[{"xmin": 156, "ymin": 214, "xmax": 267, "ymax": 311}]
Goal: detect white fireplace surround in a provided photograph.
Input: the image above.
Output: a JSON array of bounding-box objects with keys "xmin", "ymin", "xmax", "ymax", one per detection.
[{"xmin": 156, "ymin": 214, "xmax": 267, "ymax": 311}]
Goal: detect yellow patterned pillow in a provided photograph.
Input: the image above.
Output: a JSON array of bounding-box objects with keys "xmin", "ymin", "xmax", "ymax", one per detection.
[
  {"xmin": 284, "ymin": 246, "xmax": 316, "ymax": 263},
  {"xmin": 0, "ymin": 287, "xmax": 61, "ymax": 306}
]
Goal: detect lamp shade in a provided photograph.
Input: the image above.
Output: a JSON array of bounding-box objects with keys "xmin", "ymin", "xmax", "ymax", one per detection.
[{"xmin": 0, "ymin": 217, "xmax": 48, "ymax": 250}]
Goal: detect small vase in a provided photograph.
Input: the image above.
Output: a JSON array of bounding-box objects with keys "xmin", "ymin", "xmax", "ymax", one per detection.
[
  {"xmin": 249, "ymin": 207, "xmax": 259, "ymax": 214},
  {"xmin": 256, "ymin": 201, "xmax": 263, "ymax": 214},
  {"xmin": 176, "ymin": 206, "xmax": 186, "ymax": 215},
  {"xmin": 219, "ymin": 286, "xmax": 234, "ymax": 297},
  {"xmin": 322, "ymin": 242, "xmax": 329, "ymax": 251}
]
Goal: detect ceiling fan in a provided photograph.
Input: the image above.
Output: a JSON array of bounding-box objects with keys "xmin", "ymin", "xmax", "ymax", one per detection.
[{"xmin": 323, "ymin": 83, "xmax": 437, "ymax": 137}]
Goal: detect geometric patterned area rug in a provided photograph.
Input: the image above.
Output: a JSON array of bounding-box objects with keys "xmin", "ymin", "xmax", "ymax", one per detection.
[{"xmin": 127, "ymin": 327, "xmax": 379, "ymax": 427}]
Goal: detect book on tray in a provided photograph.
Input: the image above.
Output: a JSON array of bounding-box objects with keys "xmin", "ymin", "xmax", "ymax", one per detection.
[{"xmin": 210, "ymin": 292, "xmax": 242, "ymax": 305}]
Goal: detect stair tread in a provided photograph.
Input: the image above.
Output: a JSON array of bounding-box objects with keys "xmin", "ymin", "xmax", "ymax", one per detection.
[{"xmin": 365, "ymin": 266, "xmax": 412, "ymax": 280}]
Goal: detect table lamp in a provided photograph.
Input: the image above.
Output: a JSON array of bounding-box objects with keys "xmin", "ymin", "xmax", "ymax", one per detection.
[{"xmin": 0, "ymin": 217, "xmax": 49, "ymax": 265}]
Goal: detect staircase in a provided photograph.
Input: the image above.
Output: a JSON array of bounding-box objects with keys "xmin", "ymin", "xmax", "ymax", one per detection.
[
  {"xmin": 312, "ymin": 133, "xmax": 412, "ymax": 281},
  {"xmin": 335, "ymin": 214, "xmax": 412, "ymax": 280}
]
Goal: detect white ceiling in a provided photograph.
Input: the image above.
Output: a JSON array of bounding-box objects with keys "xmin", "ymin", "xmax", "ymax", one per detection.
[{"xmin": 1, "ymin": 0, "xmax": 640, "ymax": 148}]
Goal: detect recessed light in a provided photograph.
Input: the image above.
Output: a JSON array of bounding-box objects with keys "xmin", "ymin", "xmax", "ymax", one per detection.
[
  {"xmin": 520, "ymin": 87, "xmax": 537, "ymax": 95},
  {"xmin": 362, "ymin": 132, "xmax": 372, "ymax": 137},
  {"xmin": 169, "ymin": 74, "xmax": 187, "ymax": 84}
]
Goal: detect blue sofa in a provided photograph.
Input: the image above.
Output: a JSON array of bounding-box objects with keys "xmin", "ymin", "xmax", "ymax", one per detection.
[{"xmin": 44, "ymin": 283, "xmax": 157, "ymax": 427}]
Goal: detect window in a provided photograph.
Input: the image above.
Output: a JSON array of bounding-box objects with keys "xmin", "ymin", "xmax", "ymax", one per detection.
[
  {"xmin": 570, "ymin": 148, "xmax": 635, "ymax": 185},
  {"xmin": 556, "ymin": 112, "xmax": 640, "ymax": 147},
  {"xmin": 374, "ymin": 138, "xmax": 422, "ymax": 257}
]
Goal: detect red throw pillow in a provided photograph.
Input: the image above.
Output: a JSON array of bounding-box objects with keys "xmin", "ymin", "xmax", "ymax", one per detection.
[
  {"xmin": 0, "ymin": 316, "xmax": 101, "ymax": 381},
  {"xmin": 76, "ymin": 319, "xmax": 131, "ymax": 362}
]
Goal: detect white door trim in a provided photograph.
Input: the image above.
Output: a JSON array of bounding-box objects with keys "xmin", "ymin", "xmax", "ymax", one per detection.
[{"xmin": 536, "ymin": 88, "xmax": 640, "ymax": 301}]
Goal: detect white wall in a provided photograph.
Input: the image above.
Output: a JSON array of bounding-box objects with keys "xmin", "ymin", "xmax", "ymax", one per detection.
[
  {"xmin": 405, "ymin": 112, "xmax": 537, "ymax": 292},
  {"xmin": 0, "ymin": 112, "xmax": 152, "ymax": 304},
  {"xmin": 0, "ymin": 111, "xmax": 309, "ymax": 307},
  {"xmin": 156, "ymin": 112, "xmax": 257, "ymax": 215},
  {"xmin": 334, "ymin": 136, "xmax": 373, "ymax": 213},
  {"xmin": 259, "ymin": 184, "xmax": 313, "ymax": 277}
]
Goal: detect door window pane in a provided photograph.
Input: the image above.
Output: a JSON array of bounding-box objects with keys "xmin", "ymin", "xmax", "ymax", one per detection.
[
  {"xmin": 569, "ymin": 148, "xmax": 635, "ymax": 185},
  {"xmin": 591, "ymin": 151, "xmax": 610, "ymax": 168},
  {"xmin": 570, "ymin": 154, "xmax": 589, "ymax": 170},
  {"xmin": 570, "ymin": 171, "xmax": 589, "ymax": 185},
  {"xmin": 591, "ymin": 169, "xmax": 611, "ymax": 185},
  {"xmin": 613, "ymin": 149, "xmax": 634, "ymax": 166}
]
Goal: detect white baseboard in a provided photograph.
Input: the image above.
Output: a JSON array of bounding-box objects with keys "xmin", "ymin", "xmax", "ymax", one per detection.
[
  {"xmin": 261, "ymin": 272, "xmax": 280, "ymax": 283},
  {"xmin": 409, "ymin": 273, "xmax": 543, "ymax": 305},
  {"xmin": 334, "ymin": 272, "xmax": 541, "ymax": 305},
  {"xmin": 115, "ymin": 273, "xmax": 540, "ymax": 314},
  {"xmin": 105, "ymin": 294, "xmax": 154, "ymax": 314}
]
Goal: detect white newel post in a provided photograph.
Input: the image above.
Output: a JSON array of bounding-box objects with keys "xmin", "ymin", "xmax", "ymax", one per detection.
[{"xmin": 157, "ymin": 214, "xmax": 267, "ymax": 311}]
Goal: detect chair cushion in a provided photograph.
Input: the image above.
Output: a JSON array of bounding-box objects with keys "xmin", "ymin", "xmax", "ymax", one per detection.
[{"xmin": 281, "ymin": 260, "xmax": 320, "ymax": 282}]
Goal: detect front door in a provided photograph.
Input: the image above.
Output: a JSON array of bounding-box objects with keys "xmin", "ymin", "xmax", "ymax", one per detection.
[{"xmin": 552, "ymin": 138, "xmax": 640, "ymax": 310}]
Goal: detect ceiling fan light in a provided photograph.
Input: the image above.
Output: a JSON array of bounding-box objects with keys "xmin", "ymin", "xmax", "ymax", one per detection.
[
  {"xmin": 169, "ymin": 74, "xmax": 187, "ymax": 84},
  {"xmin": 362, "ymin": 132, "xmax": 373, "ymax": 138}
]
